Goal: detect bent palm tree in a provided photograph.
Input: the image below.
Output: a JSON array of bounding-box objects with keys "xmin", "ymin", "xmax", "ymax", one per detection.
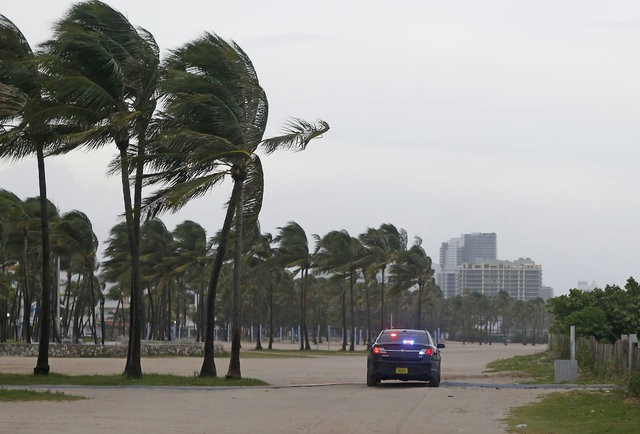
[
  {"xmin": 359, "ymin": 224, "xmax": 406, "ymax": 332},
  {"xmin": 0, "ymin": 15, "xmax": 57, "ymax": 375},
  {"xmin": 143, "ymin": 33, "xmax": 328, "ymax": 377},
  {"xmin": 389, "ymin": 237, "xmax": 433, "ymax": 329},
  {"xmin": 314, "ymin": 230, "xmax": 364, "ymax": 351},
  {"xmin": 42, "ymin": 1, "xmax": 161, "ymax": 378},
  {"xmin": 275, "ymin": 221, "xmax": 313, "ymax": 351}
]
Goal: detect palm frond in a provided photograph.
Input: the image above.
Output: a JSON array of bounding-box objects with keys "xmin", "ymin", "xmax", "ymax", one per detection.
[
  {"xmin": 260, "ymin": 118, "xmax": 329, "ymax": 154},
  {"xmin": 0, "ymin": 83, "xmax": 27, "ymax": 118},
  {"xmin": 142, "ymin": 171, "xmax": 228, "ymax": 219},
  {"xmin": 241, "ymin": 154, "xmax": 264, "ymax": 231}
]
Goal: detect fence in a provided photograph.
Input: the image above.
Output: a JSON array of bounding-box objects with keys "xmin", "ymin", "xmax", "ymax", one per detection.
[{"xmin": 549, "ymin": 334, "xmax": 640, "ymax": 383}]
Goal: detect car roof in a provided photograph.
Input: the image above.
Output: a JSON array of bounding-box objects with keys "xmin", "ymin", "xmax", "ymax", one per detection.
[{"xmin": 380, "ymin": 329, "xmax": 427, "ymax": 334}]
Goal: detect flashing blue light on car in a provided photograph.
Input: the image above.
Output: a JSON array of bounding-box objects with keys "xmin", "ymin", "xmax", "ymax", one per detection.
[{"xmin": 402, "ymin": 339, "xmax": 415, "ymax": 345}]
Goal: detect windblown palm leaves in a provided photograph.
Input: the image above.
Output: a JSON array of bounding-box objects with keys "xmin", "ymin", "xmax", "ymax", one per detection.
[
  {"xmin": 275, "ymin": 221, "xmax": 313, "ymax": 351},
  {"xmin": 314, "ymin": 230, "xmax": 365, "ymax": 351},
  {"xmin": 0, "ymin": 14, "xmax": 58, "ymax": 375},
  {"xmin": 359, "ymin": 224, "xmax": 407, "ymax": 331},
  {"xmin": 389, "ymin": 237, "xmax": 433, "ymax": 329},
  {"xmin": 143, "ymin": 33, "xmax": 328, "ymax": 377},
  {"xmin": 41, "ymin": 0, "xmax": 162, "ymax": 379}
]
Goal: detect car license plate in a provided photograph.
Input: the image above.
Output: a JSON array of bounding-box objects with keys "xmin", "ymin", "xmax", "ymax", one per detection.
[{"xmin": 395, "ymin": 367, "xmax": 408, "ymax": 374}]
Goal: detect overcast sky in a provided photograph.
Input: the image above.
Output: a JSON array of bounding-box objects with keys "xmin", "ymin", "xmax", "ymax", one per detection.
[{"xmin": 1, "ymin": 0, "xmax": 639, "ymax": 296}]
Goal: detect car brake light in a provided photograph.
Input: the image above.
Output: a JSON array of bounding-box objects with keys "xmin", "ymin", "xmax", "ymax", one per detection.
[
  {"xmin": 419, "ymin": 348, "xmax": 433, "ymax": 356},
  {"xmin": 390, "ymin": 332, "xmax": 397, "ymax": 337},
  {"xmin": 372, "ymin": 346, "xmax": 386, "ymax": 355}
]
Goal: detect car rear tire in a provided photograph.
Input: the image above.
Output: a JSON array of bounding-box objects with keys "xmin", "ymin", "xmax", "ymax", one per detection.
[
  {"xmin": 428, "ymin": 374, "xmax": 440, "ymax": 388},
  {"xmin": 366, "ymin": 371, "xmax": 377, "ymax": 387}
]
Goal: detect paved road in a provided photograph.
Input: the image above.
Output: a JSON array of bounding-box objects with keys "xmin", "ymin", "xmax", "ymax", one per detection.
[{"xmin": 0, "ymin": 342, "xmax": 593, "ymax": 434}]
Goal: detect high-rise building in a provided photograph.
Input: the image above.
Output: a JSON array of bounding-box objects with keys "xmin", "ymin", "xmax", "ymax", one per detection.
[
  {"xmin": 540, "ymin": 286, "xmax": 554, "ymax": 300},
  {"xmin": 438, "ymin": 236, "xmax": 463, "ymax": 298},
  {"xmin": 459, "ymin": 258, "xmax": 542, "ymax": 300},
  {"xmin": 437, "ymin": 232, "xmax": 497, "ymax": 298},
  {"xmin": 462, "ymin": 233, "xmax": 497, "ymax": 263}
]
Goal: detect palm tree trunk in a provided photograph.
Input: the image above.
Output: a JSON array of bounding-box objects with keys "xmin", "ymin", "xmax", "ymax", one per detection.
[
  {"xmin": 200, "ymin": 168, "xmax": 244, "ymax": 377},
  {"xmin": 364, "ymin": 279, "xmax": 371, "ymax": 342},
  {"xmin": 416, "ymin": 282, "xmax": 424, "ymax": 329},
  {"xmin": 146, "ymin": 289, "xmax": 155, "ymax": 340},
  {"xmin": 33, "ymin": 142, "xmax": 51, "ymax": 375},
  {"xmin": 166, "ymin": 283, "xmax": 172, "ymax": 341},
  {"xmin": 349, "ymin": 269, "xmax": 355, "ymax": 351},
  {"xmin": 339, "ymin": 284, "xmax": 347, "ymax": 351},
  {"xmin": 299, "ymin": 269, "xmax": 304, "ymax": 351},
  {"xmin": 21, "ymin": 235, "xmax": 31, "ymax": 343},
  {"xmin": 267, "ymin": 280, "xmax": 274, "ymax": 350},
  {"xmin": 88, "ymin": 272, "xmax": 98, "ymax": 345},
  {"xmin": 119, "ymin": 145, "xmax": 143, "ymax": 379},
  {"xmin": 303, "ymin": 267, "xmax": 311, "ymax": 351},
  {"xmin": 226, "ymin": 171, "xmax": 245, "ymax": 380},
  {"xmin": 380, "ymin": 267, "xmax": 386, "ymax": 331}
]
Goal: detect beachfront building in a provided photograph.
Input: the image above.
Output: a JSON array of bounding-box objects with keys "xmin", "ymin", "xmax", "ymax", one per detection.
[
  {"xmin": 437, "ymin": 232, "xmax": 497, "ymax": 298},
  {"xmin": 459, "ymin": 258, "xmax": 543, "ymax": 300}
]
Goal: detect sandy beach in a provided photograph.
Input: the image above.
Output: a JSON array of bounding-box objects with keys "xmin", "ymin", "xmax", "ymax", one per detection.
[{"xmin": 0, "ymin": 341, "xmax": 553, "ymax": 433}]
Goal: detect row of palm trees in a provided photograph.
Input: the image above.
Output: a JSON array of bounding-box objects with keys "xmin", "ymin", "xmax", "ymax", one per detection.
[
  {"xmin": 0, "ymin": 192, "xmax": 547, "ymax": 351},
  {"xmin": 0, "ymin": 190, "xmax": 102, "ymax": 345},
  {"xmin": 0, "ymin": 1, "xmax": 328, "ymax": 378}
]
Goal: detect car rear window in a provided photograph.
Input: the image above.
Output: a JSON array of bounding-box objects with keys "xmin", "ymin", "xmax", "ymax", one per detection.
[{"xmin": 377, "ymin": 331, "xmax": 431, "ymax": 346}]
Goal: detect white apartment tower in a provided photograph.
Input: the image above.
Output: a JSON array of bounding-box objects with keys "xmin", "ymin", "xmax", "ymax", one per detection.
[{"xmin": 438, "ymin": 232, "xmax": 497, "ymax": 298}]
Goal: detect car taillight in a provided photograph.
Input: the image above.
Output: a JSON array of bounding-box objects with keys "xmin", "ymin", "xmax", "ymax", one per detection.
[
  {"xmin": 419, "ymin": 347, "xmax": 433, "ymax": 356},
  {"xmin": 372, "ymin": 346, "xmax": 386, "ymax": 355}
]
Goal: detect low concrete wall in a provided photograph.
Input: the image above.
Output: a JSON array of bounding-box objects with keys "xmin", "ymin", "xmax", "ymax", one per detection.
[{"xmin": 0, "ymin": 341, "xmax": 224, "ymax": 357}]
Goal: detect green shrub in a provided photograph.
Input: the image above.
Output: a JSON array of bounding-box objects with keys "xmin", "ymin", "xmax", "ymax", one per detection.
[{"xmin": 628, "ymin": 370, "xmax": 640, "ymax": 398}]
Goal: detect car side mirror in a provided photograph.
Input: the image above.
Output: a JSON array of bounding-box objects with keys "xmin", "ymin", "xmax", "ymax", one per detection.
[
  {"xmin": 437, "ymin": 343, "xmax": 445, "ymax": 349},
  {"xmin": 366, "ymin": 340, "xmax": 372, "ymax": 350}
]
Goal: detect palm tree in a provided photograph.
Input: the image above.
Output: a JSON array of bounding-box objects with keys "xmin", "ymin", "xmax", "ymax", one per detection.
[
  {"xmin": 139, "ymin": 219, "xmax": 175, "ymax": 340},
  {"xmin": 0, "ymin": 14, "xmax": 58, "ymax": 375},
  {"xmin": 314, "ymin": 230, "xmax": 364, "ymax": 351},
  {"xmin": 52, "ymin": 211, "xmax": 98, "ymax": 343},
  {"xmin": 100, "ymin": 223, "xmax": 132, "ymax": 339},
  {"xmin": 275, "ymin": 221, "xmax": 314, "ymax": 351},
  {"xmin": 0, "ymin": 190, "xmax": 31, "ymax": 342},
  {"xmin": 42, "ymin": 1, "xmax": 161, "ymax": 378},
  {"xmin": 359, "ymin": 224, "xmax": 406, "ymax": 332},
  {"xmin": 142, "ymin": 33, "xmax": 328, "ymax": 377},
  {"xmin": 389, "ymin": 237, "xmax": 433, "ymax": 329},
  {"xmin": 171, "ymin": 221, "xmax": 208, "ymax": 341}
]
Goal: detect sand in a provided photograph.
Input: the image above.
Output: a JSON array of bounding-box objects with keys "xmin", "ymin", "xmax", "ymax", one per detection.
[{"xmin": 0, "ymin": 341, "xmax": 553, "ymax": 433}]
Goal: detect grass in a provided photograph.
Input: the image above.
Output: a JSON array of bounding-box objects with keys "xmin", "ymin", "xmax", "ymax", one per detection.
[
  {"xmin": 0, "ymin": 388, "xmax": 84, "ymax": 402},
  {"xmin": 505, "ymin": 389, "xmax": 640, "ymax": 433},
  {"xmin": 0, "ymin": 372, "xmax": 267, "ymax": 387},
  {"xmin": 485, "ymin": 351, "xmax": 556, "ymax": 383},
  {"xmin": 488, "ymin": 350, "xmax": 638, "ymax": 433}
]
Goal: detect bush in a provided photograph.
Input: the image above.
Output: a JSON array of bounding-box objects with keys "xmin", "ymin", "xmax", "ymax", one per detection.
[{"xmin": 628, "ymin": 370, "xmax": 640, "ymax": 398}]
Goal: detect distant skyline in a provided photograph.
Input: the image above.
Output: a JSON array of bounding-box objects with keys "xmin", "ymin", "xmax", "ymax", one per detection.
[{"xmin": 1, "ymin": 0, "xmax": 639, "ymax": 296}]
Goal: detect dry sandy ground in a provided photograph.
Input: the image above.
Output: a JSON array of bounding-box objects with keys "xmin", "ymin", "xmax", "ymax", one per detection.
[{"xmin": 0, "ymin": 342, "xmax": 552, "ymax": 433}]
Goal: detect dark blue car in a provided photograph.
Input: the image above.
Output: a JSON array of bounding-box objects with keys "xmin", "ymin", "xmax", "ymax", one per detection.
[{"xmin": 367, "ymin": 329, "xmax": 445, "ymax": 387}]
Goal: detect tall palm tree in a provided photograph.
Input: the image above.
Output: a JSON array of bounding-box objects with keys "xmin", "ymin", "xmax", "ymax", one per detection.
[
  {"xmin": 42, "ymin": 1, "xmax": 161, "ymax": 378},
  {"xmin": 52, "ymin": 211, "xmax": 98, "ymax": 343},
  {"xmin": 0, "ymin": 14, "xmax": 58, "ymax": 375},
  {"xmin": 314, "ymin": 230, "xmax": 364, "ymax": 351},
  {"xmin": 275, "ymin": 221, "xmax": 314, "ymax": 351},
  {"xmin": 143, "ymin": 33, "xmax": 328, "ymax": 377},
  {"xmin": 139, "ymin": 219, "xmax": 175, "ymax": 340},
  {"xmin": 359, "ymin": 224, "xmax": 406, "ymax": 332},
  {"xmin": 0, "ymin": 190, "xmax": 31, "ymax": 342},
  {"xmin": 171, "ymin": 221, "xmax": 208, "ymax": 341},
  {"xmin": 389, "ymin": 237, "xmax": 433, "ymax": 329}
]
